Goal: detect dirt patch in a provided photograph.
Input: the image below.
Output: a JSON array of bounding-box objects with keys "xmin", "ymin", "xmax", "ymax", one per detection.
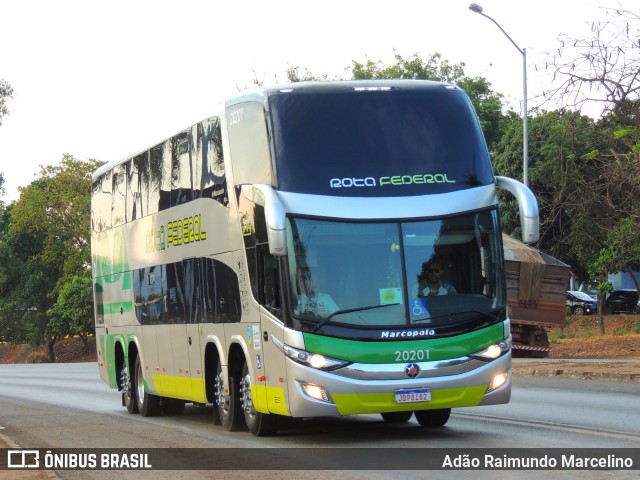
[
  {"xmin": 549, "ymin": 335, "xmax": 640, "ymax": 360},
  {"xmin": 548, "ymin": 314, "xmax": 640, "ymax": 360},
  {"xmin": 0, "ymin": 336, "xmax": 97, "ymax": 364}
]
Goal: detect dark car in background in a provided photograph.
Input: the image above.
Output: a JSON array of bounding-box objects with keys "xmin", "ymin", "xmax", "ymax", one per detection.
[
  {"xmin": 566, "ymin": 291, "xmax": 598, "ymax": 315},
  {"xmin": 605, "ymin": 290, "xmax": 640, "ymax": 314}
]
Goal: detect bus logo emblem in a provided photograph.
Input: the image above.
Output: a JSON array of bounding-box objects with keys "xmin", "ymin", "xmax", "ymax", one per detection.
[{"xmin": 404, "ymin": 363, "xmax": 420, "ymax": 378}]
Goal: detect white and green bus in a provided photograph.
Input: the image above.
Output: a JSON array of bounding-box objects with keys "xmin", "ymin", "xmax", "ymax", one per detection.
[{"xmin": 91, "ymin": 80, "xmax": 539, "ymax": 436}]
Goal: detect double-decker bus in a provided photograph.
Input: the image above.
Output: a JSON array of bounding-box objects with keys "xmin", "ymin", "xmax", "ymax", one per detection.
[{"xmin": 91, "ymin": 80, "xmax": 538, "ymax": 436}]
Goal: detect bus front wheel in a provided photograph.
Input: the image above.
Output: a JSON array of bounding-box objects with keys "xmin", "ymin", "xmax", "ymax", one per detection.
[{"xmin": 414, "ymin": 408, "xmax": 451, "ymax": 428}]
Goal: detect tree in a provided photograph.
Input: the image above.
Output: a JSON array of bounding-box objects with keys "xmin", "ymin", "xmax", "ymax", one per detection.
[
  {"xmin": 0, "ymin": 156, "xmax": 101, "ymax": 361},
  {"xmin": 492, "ymin": 110, "xmax": 608, "ymax": 275},
  {"xmin": 544, "ymin": 6, "xmax": 640, "ymax": 125},
  {"xmin": 0, "ymin": 199, "xmax": 56, "ymax": 349},
  {"xmin": 10, "ymin": 155, "xmax": 101, "ymax": 297},
  {"xmin": 0, "ymin": 78, "xmax": 14, "ymax": 126},
  {"xmin": 48, "ymin": 271, "xmax": 95, "ymax": 352}
]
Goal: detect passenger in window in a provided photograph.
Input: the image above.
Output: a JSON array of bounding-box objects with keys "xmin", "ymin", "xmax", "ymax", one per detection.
[
  {"xmin": 417, "ymin": 260, "xmax": 457, "ymax": 297},
  {"xmin": 294, "ymin": 267, "xmax": 339, "ymax": 317}
]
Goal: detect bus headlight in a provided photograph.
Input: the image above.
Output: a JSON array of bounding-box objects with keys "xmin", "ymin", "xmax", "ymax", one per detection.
[
  {"xmin": 284, "ymin": 344, "xmax": 348, "ymax": 370},
  {"xmin": 470, "ymin": 338, "xmax": 511, "ymax": 361},
  {"xmin": 275, "ymin": 338, "xmax": 350, "ymax": 371}
]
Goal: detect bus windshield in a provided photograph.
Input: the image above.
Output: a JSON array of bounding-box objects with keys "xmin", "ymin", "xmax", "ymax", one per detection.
[{"xmin": 287, "ymin": 209, "xmax": 505, "ymax": 328}]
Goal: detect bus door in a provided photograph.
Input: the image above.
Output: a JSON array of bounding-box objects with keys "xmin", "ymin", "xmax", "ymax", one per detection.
[
  {"xmin": 178, "ymin": 257, "xmax": 207, "ymax": 403},
  {"xmin": 255, "ymin": 245, "xmax": 288, "ymax": 416},
  {"xmin": 162, "ymin": 259, "xmax": 196, "ymax": 401}
]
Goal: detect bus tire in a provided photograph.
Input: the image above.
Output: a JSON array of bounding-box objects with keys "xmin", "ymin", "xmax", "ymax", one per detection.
[
  {"xmin": 241, "ymin": 361, "xmax": 279, "ymax": 436},
  {"xmin": 135, "ymin": 356, "xmax": 161, "ymax": 417},
  {"xmin": 219, "ymin": 362, "xmax": 245, "ymax": 431},
  {"xmin": 414, "ymin": 408, "xmax": 451, "ymax": 428},
  {"xmin": 121, "ymin": 360, "xmax": 138, "ymax": 414},
  {"xmin": 381, "ymin": 411, "xmax": 413, "ymax": 423},
  {"xmin": 211, "ymin": 360, "xmax": 223, "ymax": 425}
]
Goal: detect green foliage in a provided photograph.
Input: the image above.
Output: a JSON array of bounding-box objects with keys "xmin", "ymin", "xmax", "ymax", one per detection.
[
  {"xmin": 9, "ymin": 155, "xmax": 101, "ymax": 297},
  {"xmin": 591, "ymin": 218, "xmax": 640, "ymax": 292},
  {"xmin": 0, "ymin": 156, "xmax": 100, "ymax": 358},
  {"xmin": 48, "ymin": 271, "xmax": 94, "ymax": 340},
  {"xmin": 351, "ymin": 52, "xmax": 466, "ymax": 83}
]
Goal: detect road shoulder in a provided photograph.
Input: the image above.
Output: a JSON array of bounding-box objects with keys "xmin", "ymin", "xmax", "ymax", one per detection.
[{"xmin": 512, "ymin": 359, "xmax": 640, "ymax": 382}]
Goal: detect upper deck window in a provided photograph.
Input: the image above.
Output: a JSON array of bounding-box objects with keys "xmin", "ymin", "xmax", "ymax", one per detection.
[{"xmin": 269, "ymin": 85, "xmax": 493, "ymax": 197}]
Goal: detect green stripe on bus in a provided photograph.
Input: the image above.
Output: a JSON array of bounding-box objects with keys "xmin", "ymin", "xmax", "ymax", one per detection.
[
  {"xmin": 302, "ymin": 323, "xmax": 504, "ymax": 363},
  {"xmin": 102, "ymin": 302, "xmax": 134, "ymax": 315}
]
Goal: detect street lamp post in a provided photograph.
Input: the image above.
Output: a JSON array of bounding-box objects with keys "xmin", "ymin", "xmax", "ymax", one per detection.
[{"xmin": 469, "ymin": 3, "xmax": 529, "ymax": 187}]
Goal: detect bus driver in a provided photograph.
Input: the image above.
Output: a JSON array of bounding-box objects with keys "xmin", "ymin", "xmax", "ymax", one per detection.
[{"xmin": 417, "ymin": 259, "xmax": 457, "ymax": 297}]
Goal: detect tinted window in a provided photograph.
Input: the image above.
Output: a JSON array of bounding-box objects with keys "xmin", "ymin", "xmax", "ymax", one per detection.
[
  {"xmin": 269, "ymin": 86, "xmax": 493, "ymax": 196},
  {"xmin": 286, "ymin": 209, "xmax": 504, "ymax": 328}
]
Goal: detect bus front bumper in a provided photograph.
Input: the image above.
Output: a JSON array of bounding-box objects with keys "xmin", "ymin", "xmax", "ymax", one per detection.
[{"xmin": 282, "ymin": 352, "xmax": 512, "ymax": 417}]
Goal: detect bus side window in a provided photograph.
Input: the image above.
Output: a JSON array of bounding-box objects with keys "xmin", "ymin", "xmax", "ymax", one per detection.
[
  {"xmin": 258, "ymin": 245, "xmax": 282, "ymax": 319},
  {"xmin": 214, "ymin": 260, "xmax": 241, "ymax": 324}
]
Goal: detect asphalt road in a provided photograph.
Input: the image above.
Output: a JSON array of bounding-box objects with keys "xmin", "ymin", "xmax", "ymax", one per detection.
[{"xmin": 0, "ymin": 363, "xmax": 638, "ymax": 479}]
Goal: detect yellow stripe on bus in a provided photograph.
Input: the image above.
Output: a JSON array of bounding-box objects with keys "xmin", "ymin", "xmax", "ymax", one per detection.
[
  {"xmin": 331, "ymin": 385, "xmax": 488, "ymax": 415},
  {"xmin": 253, "ymin": 385, "xmax": 289, "ymax": 416},
  {"xmin": 151, "ymin": 374, "xmax": 208, "ymax": 404}
]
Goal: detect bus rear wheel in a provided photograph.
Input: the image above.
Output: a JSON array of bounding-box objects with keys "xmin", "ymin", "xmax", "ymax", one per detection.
[
  {"xmin": 135, "ymin": 356, "xmax": 161, "ymax": 417},
  {"xmin": 414, "ymin": 408, "xmax": 451, "ymax": 428},
  {"xmin": 240, "ymin": 361, "xmax": 279, "ymax": 436},
  {"xmin": 121, "ymin": 360, "xmax": 138, "ymax": 414},
  {"xmin": 217, "ymin": 361, "xmax": 244, "ymax": 431}
]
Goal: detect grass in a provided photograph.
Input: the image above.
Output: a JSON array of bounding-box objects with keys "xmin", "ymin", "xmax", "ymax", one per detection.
[{"xmin": 549, "ymin": 314, "xmax": 640, "ymax": 342}]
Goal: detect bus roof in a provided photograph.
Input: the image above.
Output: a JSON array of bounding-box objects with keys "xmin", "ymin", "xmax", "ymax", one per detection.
[
  {"xmin": 93, "ymin": 80, "xmax": 464, "ymax": 181},
  {"xmin": 224, "ymin": 79, "xmax": 462, "ymax": 106}
]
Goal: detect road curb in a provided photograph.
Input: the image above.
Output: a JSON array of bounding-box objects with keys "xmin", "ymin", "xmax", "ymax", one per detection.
[{"xmin": 0, "ymin": 432, "xmax": 61, "ymax": 480}]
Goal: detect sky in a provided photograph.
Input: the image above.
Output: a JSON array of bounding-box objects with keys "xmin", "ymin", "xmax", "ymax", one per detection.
[{"xmin": 0, "ymin": 0, "xmax": 629, "ymax": 202}]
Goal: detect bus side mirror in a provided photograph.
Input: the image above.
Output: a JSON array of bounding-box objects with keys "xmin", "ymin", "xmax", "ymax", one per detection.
[
  {"xmin": 495, "ymin": 176, "xmax": 539, "ymax": 244},
  {"xmin": 241, "ymin": 184, "xmax": 288, "ymax": 256}
]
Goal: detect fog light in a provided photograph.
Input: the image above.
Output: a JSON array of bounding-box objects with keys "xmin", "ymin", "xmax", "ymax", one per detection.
[
  {"xmin": 488, "ymin": 372, "xmax": 508, "ymax": 392},
  {"xmin": 300, "ymin": 382, "xmax": 332, "ymax": 403}
]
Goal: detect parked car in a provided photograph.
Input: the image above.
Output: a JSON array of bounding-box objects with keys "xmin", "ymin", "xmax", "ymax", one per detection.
[
  {"xmin": 605, "ymin": 289, "xmax": 640, "ymax": 314},
  {"xmin": 566, "ymin": 291, "xmax": 598, "ymax": 315},
  {"xmin": 578, "ymin": 282, "xmax": 599, "ymax": 300}
]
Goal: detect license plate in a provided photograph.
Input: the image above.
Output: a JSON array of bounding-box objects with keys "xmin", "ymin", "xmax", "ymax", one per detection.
[{"xmin": 394, "ymin": 388, "xmax": 431, "ymax": 404}]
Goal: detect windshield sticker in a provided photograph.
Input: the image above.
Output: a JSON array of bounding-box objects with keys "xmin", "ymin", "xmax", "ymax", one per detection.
[
  {"xmin": 379, "ymin": 288, "xmax": 403, "ymax": 305},
  {"xmin": 409, "ymin": 298, "xmax": 429, "ymax": 321},
  {"xmin": 330, "ymin": 173, "xmax": 455, "ymax": 189}
]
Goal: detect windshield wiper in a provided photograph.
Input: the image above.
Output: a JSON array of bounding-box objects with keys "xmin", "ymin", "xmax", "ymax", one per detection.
[{"xmin": 313, "ymin": 303, "xmax": 400, "ymax": 332}]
